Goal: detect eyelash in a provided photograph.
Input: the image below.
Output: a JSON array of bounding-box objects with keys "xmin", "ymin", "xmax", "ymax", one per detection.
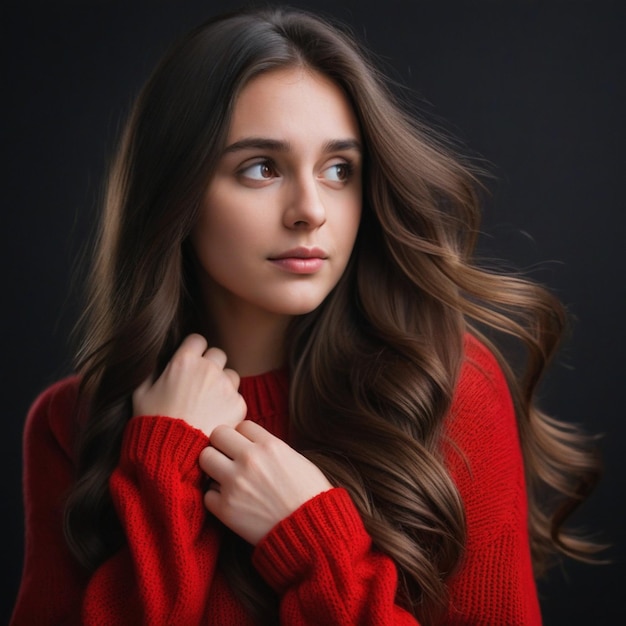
[
  {"xmin": 326, "ymin": 162, "xmax": 354, "ymax": 183},
  {"xmin": 238, "ymin": 160, "xmax": 277, "ymax": 181},
  {"xmin": 237, "ymin": 158, "xmax": 356, "ymax": 184}
]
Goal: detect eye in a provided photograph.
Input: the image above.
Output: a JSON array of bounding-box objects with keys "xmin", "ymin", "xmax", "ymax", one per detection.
[
  {"xmin": 322, "ymin": 162, "xmax": 353, "ymax": 183},
  {"xmin": 239, "ymin": 160, "xmax": 277, "ymax": 181}
]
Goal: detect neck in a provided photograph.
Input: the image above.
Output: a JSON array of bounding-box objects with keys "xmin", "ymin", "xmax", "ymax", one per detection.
[{"xmin": 202, "ymin": 304, "xmax": 291, "ymax": 377}]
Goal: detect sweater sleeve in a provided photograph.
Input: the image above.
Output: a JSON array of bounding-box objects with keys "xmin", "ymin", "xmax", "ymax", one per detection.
[
  {"xmin": 253, "ymin": 487, "xmax": 420, "ymax": 625},
  {"xmin": 11, "ymin": 379, "xmax": 87, "ymax": 625},
  {"xmin": 442, "ymin": 336, "xmax": 542, "ymax": 625},
  {"xmin": 81, "ymin": 415, "xmax": 218, "ymax": 624},
  {"xmin": 10, "ymin": 378, "xmax": 223, "ymax": 626}
]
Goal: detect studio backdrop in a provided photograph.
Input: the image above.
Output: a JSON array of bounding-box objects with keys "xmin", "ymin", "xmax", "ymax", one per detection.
[{"xmin": 3, "ymin": 1, "xmax": 624, "ymax": 624}]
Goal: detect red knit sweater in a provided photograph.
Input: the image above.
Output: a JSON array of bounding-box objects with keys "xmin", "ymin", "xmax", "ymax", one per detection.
[{"xmin": 11, "ymin": 335, "xmax": 542, "ymax": 625}]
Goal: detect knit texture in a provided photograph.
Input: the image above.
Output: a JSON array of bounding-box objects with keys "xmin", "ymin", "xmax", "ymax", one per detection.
[{"xmin": 11, "ymin": 335, "xmax": 542, "ymax": 625}]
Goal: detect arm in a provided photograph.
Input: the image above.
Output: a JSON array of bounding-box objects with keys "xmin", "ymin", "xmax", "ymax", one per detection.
[
  {"xmin": 254, "ymin": 488, "xmax": 420, "ymax": 625},
  {"xmin": 441, "ymin": 335, "xmax": 542, "ymax": 625},
  {"xmin": 83, "ymin": 335, "xmax": 247, "ymax": 624},
  {"xmin": 200, "ymin": 421, "xmax": 420, "ymax": 625},
  {"xmin": 82, "ymin": 415, "xmax": 218, "ymax": 624},
  {"xmin": 200, "ymin": 335, "xmax": 541, "ymax": 625},
  {"xmin": 11, "ymin": 378, "xmax": 88, "ymax": 625},
  {"xmin": 12, "ymin": 335, "xmax": 247, "ymax": 625},
  {"xmin": 10, "ymin": 379, "xmax": 223, "ymax": 625}
]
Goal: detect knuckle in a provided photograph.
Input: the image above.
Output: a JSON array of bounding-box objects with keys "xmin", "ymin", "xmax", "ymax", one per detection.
[
  {"xmin": 216, "ymin": 372, "xmax": 232, "ymax": 390},
  {"xmin": 231, "ymin": 473, "xmax": 250, "ymax": 497},
  {"xmin": 210, "ymin": 347, "xmax": 227, "ymax": 360},
  {"xmin": 235, "ymin": 395, "xmax": 247, "ymax": 419},
  {"xmin": 186, "ymin": 333, "xmax": 207, "ymax": 349},
  {"xmin": 225, "ymin": 368, "xmax": 240, "ymax": 386},
  {"xmin": 201, "ymin": 359, "xmax": 219, "ymax": 381},
  {"xmin": 239, "ymin": 449, "xmax": 259, "ymax": 473},
  {"xmin": 260, "ymin": 437, "xmax": 282, "ymax": 459},
  {"xmin": 170, "ymin": 351, "xmax": 195, "ymax": 372},
  {"xmin": 198, "ymin": 447, "xmax": 212, "ymax": 468},
  {"xmin": 205, "ymin": 347, "xmax": 226, "ymax": 367},
  {"xmin": 210, "ymin": 424, "xmax": 228, "ymax": 440}
]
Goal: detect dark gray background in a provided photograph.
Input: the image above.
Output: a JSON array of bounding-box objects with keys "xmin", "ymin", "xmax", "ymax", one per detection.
[{"xmin": 3, "ymin": 0, "xmax": 624, "ymax": 623}]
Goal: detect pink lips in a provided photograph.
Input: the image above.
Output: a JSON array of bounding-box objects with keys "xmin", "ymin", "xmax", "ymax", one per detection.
[{"xmin": 269, "ymin": 247, "xmax": 327, "ymax": 274}]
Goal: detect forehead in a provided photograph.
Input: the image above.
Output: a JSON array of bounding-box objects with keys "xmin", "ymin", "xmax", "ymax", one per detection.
[{"xmin": 227, "ymin": 67, "xmax": 361, "ymax": 143}]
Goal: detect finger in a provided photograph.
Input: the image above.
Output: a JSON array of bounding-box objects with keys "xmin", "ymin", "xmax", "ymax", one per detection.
[
  {"xmin": 203, "ymin": 346, "xmax": 227, "ymax": 369},
  {"xmin": 177, "ymin": 333, "xmax": 209, "ymax": 356},
  {"xmin": 209, "ymin": 424, "xmax": 252, "ymax": 458},
  {"xmin": 223, "ymin": 367, "xmax": 240, "ymax": 390},
  {"xmin": 204, "ymin": 488, "xmax": 220, "ymax": 515},
  {"xmin": 199, "ymin": 446, "xmax": 232, "ymax": 482},
  {"xmin": 206, "ymin": 479, "xmax": 221, "ymax": 493},
  {"xmin": 236, "ymin": 419, "xmax": 272, "ymax": 443}
]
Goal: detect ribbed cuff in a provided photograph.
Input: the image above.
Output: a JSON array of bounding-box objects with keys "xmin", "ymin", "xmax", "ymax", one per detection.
[
  {"xmin": 121, "ymin": 415, "xmax": 209, "ymax": 484},
  {"xmin": 252, "ymin": 487, "xmax": 370, "ymax": 592}
]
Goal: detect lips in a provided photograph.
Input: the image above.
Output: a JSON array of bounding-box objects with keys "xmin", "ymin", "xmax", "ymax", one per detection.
[
  {"xmin": 268, "ymin": 247, "xmax": 328, "ymax": 261},
  {"xmin": 268, "ymin": 247, "xmax": 328, "ymax": 274}
]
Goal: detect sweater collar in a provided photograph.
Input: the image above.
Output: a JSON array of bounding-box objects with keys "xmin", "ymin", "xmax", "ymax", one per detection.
[{"xmin": 238, "ymin": 368, "xmax": 290, "ymax": 440}]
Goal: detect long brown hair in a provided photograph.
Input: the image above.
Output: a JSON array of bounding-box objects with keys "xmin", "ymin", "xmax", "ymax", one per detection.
[{"xmin": 66, "ymin": 6, "xmax": 601, "ymax": 624}]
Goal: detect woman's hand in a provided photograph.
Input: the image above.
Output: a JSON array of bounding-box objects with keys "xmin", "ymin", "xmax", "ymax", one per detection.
[
  {"xmin": 199, "ymin": 420, "xmax": 333, "ymax": 545},
  {"xmin": 132, "ymin": 333, "xmax": 247, "ymax": 437}
]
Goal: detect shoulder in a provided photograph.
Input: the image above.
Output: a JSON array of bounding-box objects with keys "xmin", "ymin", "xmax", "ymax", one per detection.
[
  {"xmin": 457, "ymin": 333, "xmax": 512, "ymax": 408},
  {"xmin": 443, "ymin": 334, "xmax": 526, "ymax": 520},
  {"xmin": 24, "ymin": 376, "xmax": 82, "ymax": 461},
  {"xmin": 442, "ymin": 339, "xmax": 540, "ymax": 622},
  {"xmin": 446, "ymin": 334, "xmax": 517, "ymax": 441},
  {"xmin": 446, "ymin": 332, "xmax": 518, "ymax": 446}
]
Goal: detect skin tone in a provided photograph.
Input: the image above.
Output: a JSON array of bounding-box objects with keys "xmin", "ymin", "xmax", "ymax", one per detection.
[
  {"xmin": 191, "ymin": 67, "xmax": 363, "ymax": 376},
  {"xmin": 133, "ymin": 67, "xmax": 363, "ymax": 546}
]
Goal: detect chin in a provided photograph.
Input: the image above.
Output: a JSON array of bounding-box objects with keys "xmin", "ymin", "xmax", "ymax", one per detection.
[
  {"xmin": 275, "ymin": 303, "xmax": 325, "ymax": 316},
  {"xmin": 258, "ymin": 284, "xmax": 335, "ymax": 316},
  {"xmin": 269, "ymin": 295, "xmax": 330, "ymax": 317}
]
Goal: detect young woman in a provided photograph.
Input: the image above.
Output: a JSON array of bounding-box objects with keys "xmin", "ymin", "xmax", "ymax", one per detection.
[{"xmin": 11, "ymin": 6, "xmax": 600, "ymax": 625}]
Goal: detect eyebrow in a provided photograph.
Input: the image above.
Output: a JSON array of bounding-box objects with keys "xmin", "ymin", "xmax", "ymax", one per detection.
[{"xmin": 222, "ymin": 137, "xmax": 362, "ymax": 155}]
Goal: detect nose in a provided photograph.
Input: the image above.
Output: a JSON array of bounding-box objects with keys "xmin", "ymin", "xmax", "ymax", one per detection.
[{"xmin": 282, "ymin": 175, "xmax": 327, "ymax": 230}]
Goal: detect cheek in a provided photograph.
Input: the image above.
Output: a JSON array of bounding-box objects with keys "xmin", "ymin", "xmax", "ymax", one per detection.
[
  {"xmin": 339, "ymin": 198, "xmax": 362, "ymax": 250},
  {"xmin": 192, "ymin": 195, "xmax": 241, "ymax": 251},
  {"xmin": 190, "ymin": 210, "xmax": 231, "ymax": 281},
  {"xmin": 191, "ymin": 208, "xmax": 264, "ymax": 277},
  {"xmin": 195, "ymin": 185, "xmax": 265, "ymax": 248},
  {"xmin": 190, "ymin": 216, "xmax": 216, "ymax": 262}
]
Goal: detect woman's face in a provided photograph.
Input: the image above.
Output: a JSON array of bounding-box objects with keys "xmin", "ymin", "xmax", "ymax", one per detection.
[{"xmin": 191, "ymin": 67, "xmax": 362, "ymax": 323}]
